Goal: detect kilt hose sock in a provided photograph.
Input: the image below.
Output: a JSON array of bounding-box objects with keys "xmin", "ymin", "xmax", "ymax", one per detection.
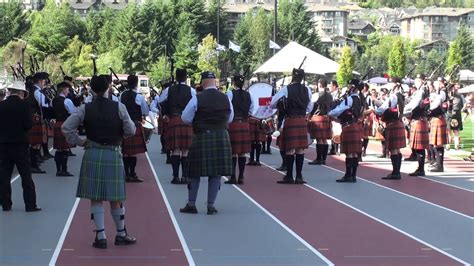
[
  {"xmin": 266, "ymin": 135, "xmax": 272, "ymax": 152},
  {"xmin": 295, "ymin": 154, "xmax": 304, "ymax": 179},
  {"xmin": 123, "ymin": 157, "xmax": 131, "ymax": 177},
  {"xmin": 435, "ymin": 147, "xmax": 445, "ymax": 170},
  {"xmin": 315, "ymin": 144, "xmax": 323, "ymax": 162},
  {"xmin": 390, "ymin": 153, "xmax": 402, "ymax": 175},
  {"xmin": 238, "ymin": 157, "xmax": 246, "ymax": 179},
  {"xmin": 129, "ymin": 156, "xmax": 137, "ymax": 176},
  {"xmin": 160, "ymin": 135, "xmax": 166, "ymax": 152},
  {"xmin": 322, "ymin": 144, "xmax": 329, "ymax": 161},
  {"xmin": 111, "ymin": 206, "xmax": 126, "ymax": 237},
  {"xmin": 279, "ymin": 150, "xmax": 286, "ymax": 168},
  {"xmin": 350, "ymin": 157, "xmax": 359, "ymax": 180},
  {"xmin": 171, "ymin": 155, "xmax": 181, "ymax": 178},
  {"xmin": 181, "ymin": 156, "xmax": 188, "ymax": 179},
  {"xmin": 255, "ymin": 143, "xmax": 262, "ymax": 162},
  {"xmin": 187, "ymin": 176, "xmax": 221, "ymax": 207},
  {"xmin": 415, "ymin": 149, "xmax": 426, "ymax": 172},
  {"xmin": 285, "ymin": 155, "xmax": 295, "ymax": 180},
  {"xmin": 54, "ymin": 151, "xmax": 68, "ymax": 173},
  {"xmin": 42, "ymin": 142, "xmax": 51, "ymax": 156},
  {"xmin": 30, "ymin": 148, "xmax": 40, "ymax": 168},
  {"xmin": 345, "ymin": 158, "xmax": 352, "ymax": 178},
  {"xmin": 91, "ymin": 203, "xmax": 106, "ymax": 240},
  {"xmin": 362, "ymin": 139, "xmax": 369, "ymax": 156},
  {"xmin": 230, "ymin": 157, "xmax": 237, "ymax": 180}
]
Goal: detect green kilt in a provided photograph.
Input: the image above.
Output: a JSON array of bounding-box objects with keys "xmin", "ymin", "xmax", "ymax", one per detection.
[
  {"xmin": 76, "ymin": 141, "xmax": 126, "ymax": 201},
  {"xmin": 185, "ymin": 130, "xmax": 233, "ymax": 178}
]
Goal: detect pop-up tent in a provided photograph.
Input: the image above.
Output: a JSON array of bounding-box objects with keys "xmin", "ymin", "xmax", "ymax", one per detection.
[{"xmin": 254, "ymin": 41, "xmax": 341, "ymax": 75}]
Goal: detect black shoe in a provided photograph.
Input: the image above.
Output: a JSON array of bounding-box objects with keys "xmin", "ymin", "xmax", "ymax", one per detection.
[
  {"xmin": 254, "ymin": 161, "xmax": 262, "ymax": 166},
  {"xmin": 362, "ymin": 150, "xmax": 367, "ymax": 157},
  {"xmin": 294, "ymin": 178, "xmax": 306, "ymax": 184},
  {"xmin": 276, "ymin": 165, "xmax": 287, "ymax": 171},
  {"xmin": 404, "ymin": 157, "xmax": 416, "ymax": 161},
  {"xmin": 224, "ymin": 177, "xmax": 237, "ymax": 184},
  {"xmin": 247, "ymin": 160, "xmax": 256, "ymax": 166},
  {"xmin": 336, "ymin": 176, "xmax": 351, "ymax": 182},
  {"xmin": 25, "ymin": 206, "xmax": 42, "ymax": 212},
  {"xmin": 382, "ymin": 174, "xmax": 401, "ymax": 180},
  {"xmin": 92, "ymin": 231, "xmax": 107, "ymax": 249},
  {"xmin": 308, "ymin": 159, "xmax": 321, "ymax": 165},
  {"xmin": 166, "ymin": 159, "xmax": 171, "ymax": 164},
  {"xmin": 170, "ymin": 177, "xmax": 181, "ymax": 184},
  {"xmin": 428, "ymin": 167, "xmax": 444, "ymax": 173},
  {"xmin": 321, "ymin": 160, "xmax": 326, "ymax": 165},
  {"xmin": 180, "ymin": 178, "xmax": 188, "ymax": 184},
  {"xmin": 126, "ymin": 175, "xmax": 144, "ymax": 183},
  {"xmin": 31, "ymin": 167, "xmax": 46, "ymax": 174},
  {"xmin": 277, "ymin": 178, "xmax": 294, "ymax": 184},
  {"xmin": 56, "ymin": 171, "xmax": 74, "ymax": 177},
  {"xmin": 180, "ymin": 204, "xmax": 198, "ymax": 214},
  {"xmin": 238, "ymin": 178, "xmax": 244, "ymax": 185},
  {"xmin": 207, "ymin": 206, "xmax": 218, "ymax": 215},
  {"xmin": 115, "ymin": 231, "xmax": 137, "ymax": 246},
  {"xmin": 409, "ymin": 170, "xmax": 425, "ymax": 176}
]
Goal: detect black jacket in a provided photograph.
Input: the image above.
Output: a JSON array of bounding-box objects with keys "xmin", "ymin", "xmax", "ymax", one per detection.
[{"xmin": 0, "ymin": 95, "xmax": 33, "ymax": 144}]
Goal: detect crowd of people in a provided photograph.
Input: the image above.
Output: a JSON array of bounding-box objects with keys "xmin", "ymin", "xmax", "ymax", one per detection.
[{"xmin": 0, "ymin": 66, "xmax": 473, "ymax": 249}]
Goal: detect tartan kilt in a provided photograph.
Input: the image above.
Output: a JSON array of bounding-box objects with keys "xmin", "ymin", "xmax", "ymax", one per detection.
[
  {"xmin": 276, "ymin": 131, "xmax": 285, "ymax": 151},
  {"xmin": 385, "ymin": 120, "xmax": 407, "ymax": 150},
  {"xmin": 166, "ymin": 116, "xmax": 193, "ymax": 151},
  {"xmin": 340, "ymin": 123, "xmax": 362, "ymax": 154},
  {"xmin": 248, "ymin": 117, "xmax": 266, "ymax": 142},
  {"xmin": 121, "ymin": 123, "xmax": 147, "ymax": 156},
  {"xmin": 53, "ymin": 121, "xmax": 74, "ymax": 150},
  {"xmin": 158, "ymin": 115, "xmax": 167, "ymax": 136},
  {"xmin": 410, "ymin": 119, "xmax": 430, "ymax": 150},
  {"xmin": 282, "ymin": 116, "xmax": 310, "ymax": 151},
  {"xmin": 185, "ymin": 129, "xmax": 233, "ymax": 178},
  {"xmin": 363, "ymin": 115, "xmax": 374, "ymax": 138},
  {"xmin": 77, "ymin": 142, "xmax": 126, "ymax": 201},
  {"xmin": 28, "ymin": 114, "xmax": 46, "ymax": 146},
  {"xmin": 228, "ymin": 120, "xmax": 251, "ymax": 154},
  {"xmin": 309, "ymin": 115, "xmax": 332, "ymax": 140},
  {"xmin": 430, "ymin": 117, "xmax": 448, "ymax": 146}
]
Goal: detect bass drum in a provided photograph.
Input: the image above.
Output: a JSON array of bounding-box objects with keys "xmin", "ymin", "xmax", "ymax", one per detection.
[
  {"xmin": 248, "ymin": 82, "xmax": 277, "ymax": 119},
  {"xmin": 142, "ymin": 117, "xmax": 155, "ymax": 143}
]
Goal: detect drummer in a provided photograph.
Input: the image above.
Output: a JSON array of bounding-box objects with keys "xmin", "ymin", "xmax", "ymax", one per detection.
[{"xmin": 270, "ymin": 68, "xmax": 313, "ymax": 184}]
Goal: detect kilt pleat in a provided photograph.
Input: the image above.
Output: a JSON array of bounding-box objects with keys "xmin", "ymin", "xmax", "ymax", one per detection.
[
  {"xmin": 385, "ymin": 120, "xmax": 407, "ymax": 150},
  {"xmin": 410, "ymin": 119, "xmax": 429, "ymax": 150},
  {"xmin": 282, "ymin": 117, "xmax": 310, "ymax": 151},
  {"xmin": 309, "ymin": 115, "xmax": 332, "ymax": 139},
  {"xmin": 166, "ymin": 116, "xmax": 193, "ymax": 151},
  {"xmin": 185, "ymin": 130, "xmax": 233, "ymax": 178},
  {"xmin": 430, "ymin": 117, "xmax": 448, "ymax": 146},
  {"xmin": 122, "ymin": 124, "xmax": 147, "ymax": 156},
  {"xmin": 340, "ymin": 123, "xmax": 362, "ymax": 154},
  {"xmin": 229, "ymin": 120, "xmax": 251, "ymax": 154},
  {"xmin": 53, "ymin": 121, "xmax": 73, "ymax": 150},
  {"xmin": 28, "ymin": 114, "xmax": 46, "ymax": 145},
  {"xmin": 77, "ymin": 142, "xmax": 126, "ymax": 201},
  {"xmin": 248, "ymin": 117, "xmax": 266, "ymax": 142}
]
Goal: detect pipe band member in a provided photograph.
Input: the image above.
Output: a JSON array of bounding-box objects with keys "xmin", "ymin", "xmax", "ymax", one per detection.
[
  {"xmin": 62, "ymin": 75, "xmax": 137, "ymax": 249},
  {"xmin": 427, "ymin": 82, "xmax": 449, "ymax": 172},
  {"xmin": 270, "ymin": 68, "xmax": 313, "ymax": 185}
]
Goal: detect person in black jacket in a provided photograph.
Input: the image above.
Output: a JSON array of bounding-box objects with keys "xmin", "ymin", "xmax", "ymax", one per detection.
[{"xmin": 0, "ymin": 81, "xmax": 41, "ymax": 212}]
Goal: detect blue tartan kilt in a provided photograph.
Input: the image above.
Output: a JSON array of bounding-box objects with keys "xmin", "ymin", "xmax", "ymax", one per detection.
[
  {"xmin": 76, "ymin": 141, "xmax": 126, "ymax": 201},
  {"xmin": 185, "ymin": 129, "xmax": 233, "ymax": 178}
]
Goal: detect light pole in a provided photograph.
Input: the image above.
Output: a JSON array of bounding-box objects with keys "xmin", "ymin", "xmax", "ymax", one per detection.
[
  {"xmin": 273, "ymin": 0, "xmax": 277, "ymax": 55},
  {"xmin": 217, "ymin": 0, "xmax": 220, "ymax": 44}
]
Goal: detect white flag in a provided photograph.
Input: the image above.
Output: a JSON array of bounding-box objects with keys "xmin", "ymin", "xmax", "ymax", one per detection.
[
  {"xmin": 229, "ymin": 40, "xmax": 241, "ymax": 53},
  {"xmin": 269, "ymin": 40, "xmax": 281, "ymax": 50},
  {"xmin": 216, "ymin": 43, "xmax": 226, "ymax": 52}
]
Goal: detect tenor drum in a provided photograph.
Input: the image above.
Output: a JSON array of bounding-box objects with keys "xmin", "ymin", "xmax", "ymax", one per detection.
[
  {"xmin": 248, "ymin": 82, "xmax": 277, "ymax": 119},
  {"xmin": 142, "ymin": 117, "xmax": 154, "ymax": 143}
]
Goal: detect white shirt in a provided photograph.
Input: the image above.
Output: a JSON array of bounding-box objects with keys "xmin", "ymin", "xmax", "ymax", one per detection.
[
  {"xmin": 150, "ymin": 95, "xmax": 160, "ymax": 114},
  {"xmin": 328, "ymin": 93, "xmax": 359, "ymax": 118},
  {"xmin": 33, "ymin": 85, "xmax": 49, "ymax": 107},
  {"xmin": 181, "ymin": 87, "xmax": 234, "ymax": 125},
  {"xmin": 375, "ymin": 93, "xmax": 398, "ymax": 115},
  {"xmin": 270, "ymin": 84, "xmax": 313, "ymax": 113},
  {"xmin": 429, "ymin": 90, "xmax": 446, "ymax": 110}
]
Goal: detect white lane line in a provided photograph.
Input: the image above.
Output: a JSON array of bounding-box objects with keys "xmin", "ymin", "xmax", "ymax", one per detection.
[
  {"xmin": 145, "ymin": 153, "xmax": 196, "ymax": 266},
  {"xmin": 270, "ymin": 146, "xmax": 473, "ymax": 220},
  {"xmin": 49, "ymin": 197, "xmax": 80, "ymax": 266},
  {"xmin": 260, "ymin": 160, "xmax": 471, "ymax": 266},
  {"xmin": 11, "ymin": 147, "xmax": 55, "ymax": 184},
  {"xmin": 222, "ymin": 176, "xmax": 334, "ymax": 266}
]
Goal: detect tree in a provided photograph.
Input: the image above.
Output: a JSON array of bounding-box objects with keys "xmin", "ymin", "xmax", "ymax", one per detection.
[
  {"xmin": 446, "ymin": 24, "xmax": 473, "ymax": 72},
  {"xmin": 85, "ymin": 8, "xmax": 115, "ymax": 45},
  {"xmin": 336, "ymin": 46, "xmax": 354, "ymax": 86},
  {"xmin": 173, "ymin": 13, "xmax": 199, "ymax": 78},
  {"xmin": 97, "ymin": 48, "xmax": 124, "ymax": 74},
  {"xmin": 276, "ymin": 0, "xmax": 323, "ymax": 53},
  {"xmin": 387, "ymin": 37, "xmax": 407, "ymax": 78},
  {"xmin": 0, "ymin": 2, "xmax": 30, "ymax": 47},
  {"xmin": 195, "ymin": 34, "xmax": 219, "ymax": 81},
  {"xmin": 206, "ymin": 0, "xmax": 230, "ymax": 46},
  {"xmin": 148, "ymin": 56, "xmax": 171, "ymax": 86},
  {"xmin": 415, "ymin": 49, "xmax": 446, "ymax": 78}
]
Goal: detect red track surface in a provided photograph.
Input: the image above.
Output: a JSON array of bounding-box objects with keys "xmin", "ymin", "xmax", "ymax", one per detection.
[
  {"xmin": 56, "ymin": 154, "xmax": 188, "ymax": 266},
  {"xmin": 239, "ymin": 165, "xmax": 461, "ymax": 265},
  {"xmin": 301, "ymin": 147, "xmax": 474, "ymax": 217}
]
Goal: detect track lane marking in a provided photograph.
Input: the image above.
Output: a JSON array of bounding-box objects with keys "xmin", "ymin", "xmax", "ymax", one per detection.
[
  {"xmin": 271, "ymin": 146, "xmax": 473, "ymax": 220},
  {"xmin": 260, "ymin": 159, "xmax": 471, "ymax": 266},
  {"xmin": 145, "ymin": 152, "xmax": 196, "ymax": 266},
  {"xmin": 221, "ymin": 177, "xmax": 334, "ymax": 266}
]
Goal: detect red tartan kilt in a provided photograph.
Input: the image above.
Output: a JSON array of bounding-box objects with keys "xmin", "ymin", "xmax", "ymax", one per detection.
[
  {"xmin": 158, "ymin": 115, "xmax": 167, "ymax": 135},
  {"xmin": 122, "ymin": 124, "xmax": 147, "ymax": 156},
  {"xmin": 229, "ymin": 120, "xmax": 251, "ymax": 154},
  {"xmin": 410, "ymin": 119, "xmax": 429, "ymax": 150},
  {"xmin": 340, "ymin": 123, "xmax": 362, "ymax": 154},
  {"xmin": 53, "ymin": 121, "xmax": 73, "ymax": 150},
  {"xmin": 309, "ymin": 115, "xmax": 332, "ymax": 139},
  {"xmin": 363, "ymin": 116, "xmax": 374, "ymax": 138},
  {"xmin": 430, "ymin": 117, "xmax": 448, "ymax": 146},
  {"xmin": 166, "ymin": 116, "xmax": 193, "ymax": 151},
  {"xmin": 385, "ymin": 120, "xmax": 407, "ymax": 150},
  {"xmin": 281, "ymin": 117, "xmax": 309, "ymax": 151},
  {"xmin": 248, "ymin": 117, "xmax": 266, "ymax": 142},
  {"xmin": 28, "ymin": 114, "xmax": 46, "ymax": 145}
]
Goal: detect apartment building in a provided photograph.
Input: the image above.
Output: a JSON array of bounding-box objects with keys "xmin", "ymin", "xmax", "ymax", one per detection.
[{"xmin": 0, "ymin": 0, "xmax": 44, "ymax": 9}]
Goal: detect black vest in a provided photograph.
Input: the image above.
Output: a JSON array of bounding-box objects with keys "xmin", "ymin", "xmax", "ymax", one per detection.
[
  {"xmin": 232, "ymin": 89, "xmax": 251, "ymax": 119},
  {"xmin": 121, "ymin": 90, "xmax": 142, "ymax": 122},
  {"xmin": 52, "ymin": 96, "xmax": 69, "ymax": 121},
  {"xmin": 193, "ymin": 89, "xmax": 230, "ymax": 133},
  {"xmin": 167, "ymin": 84, "xmax": 192, "ymax": 115},
  {"xmin": 84, "ymin": 98, "xmax": 123, "ymax": 145},
  {"xmin": 312, "ymin": 91, "xmax": 333, "ymax": 115},
  {"xmin": 287, "ymin": 83, "xmax": 309, "ymax": 116},
  {"xmin": 339, "ymin": 95, "xmax": 361, "ymax": 124}
]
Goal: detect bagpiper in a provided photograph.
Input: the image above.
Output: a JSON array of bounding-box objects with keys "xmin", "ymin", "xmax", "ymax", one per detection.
[
  {"xmin": 328, "ymin": 79, "xmax": 363, "ymax": 183},
  {"xmin": 270, "ymin": 68, "xmax": 313, "ymax": 184},
  {"xmin": 308, "ymin": 78, "xmax": 333, "ymax": 165},
  {"xmin": 158, "ymin": 69, "xmax": 195, "ymax": 184},
  {"xmin": 427, "ymin": 80, "xmax": 449, "ymax": 172},
  {"xmin": 120, "ymin": 75, "xmax": 150, "ymax": 182},
  {"xmin": 225, "ymin": 74, "xmax": 253, "ymax": 185}
]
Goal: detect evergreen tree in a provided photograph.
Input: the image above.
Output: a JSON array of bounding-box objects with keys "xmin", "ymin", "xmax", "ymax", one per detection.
[
  {"xmin": 0, "ymin": 2, "xmax": 30, "ymax": 47},
  {"xmin": 173, "ymin": 13, "xmax": 199, "ymax": 79},
  {"xmin": 415, "ymin": 50, "xmax": 446, "ymax": 77},
  {"xmin": 195, "ymin": 34, "xmax": 219, "ymax": 81},
  {"xmin": 232, "ymin": 12, "xmax": 252, "ymax": 72},
  {"xmin": 336, "ymin": 46, "xmax": 354, "ymax": 86},
  {"xmin": 446, "ymin": 24, "xmax": 473, "ymax": 72},
  {"xmin": 387, "ymin": 37, "xmax": 406, "ymax": 78},
  {"xmin": 148, "ymin": 56, "xmax": 171, "ymax": 86},
  {"xmin": 97, "ymin": 48, "xmax": 124, "ymax": 74},
  {"xmin": 207, "ymin": 0, "xmax": 230, "ymax": 45}
]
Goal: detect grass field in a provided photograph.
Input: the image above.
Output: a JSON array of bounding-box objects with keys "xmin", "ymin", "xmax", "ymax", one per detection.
[{"xmin": 459, "ymin": 116, "xmax": 473, "ymax": 152}]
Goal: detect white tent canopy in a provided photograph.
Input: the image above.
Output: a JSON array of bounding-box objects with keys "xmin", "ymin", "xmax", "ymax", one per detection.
[{"xmin": 254, "ymin": 41, "xmax": 341, "ymax": 75}]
